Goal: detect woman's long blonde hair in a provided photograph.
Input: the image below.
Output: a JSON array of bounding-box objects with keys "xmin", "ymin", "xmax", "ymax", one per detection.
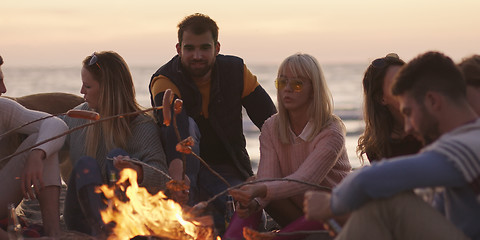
[
  {"xmin": 82, "ymin": 51, "xmax": 142, "ymax": 157},
  {"xmin": 277, "ymin": 53, "xmax": 335, "ymax": 144}
]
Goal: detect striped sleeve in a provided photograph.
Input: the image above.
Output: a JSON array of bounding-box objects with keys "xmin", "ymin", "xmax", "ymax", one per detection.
[{"xmin": 431, "ymin": 140, "xmax": 480, "ymax": 183}]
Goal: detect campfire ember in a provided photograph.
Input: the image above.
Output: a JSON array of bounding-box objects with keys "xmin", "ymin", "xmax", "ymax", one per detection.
[{"xmin": 96, "ymin": 169, "xmax": 215, "ymax": 240}]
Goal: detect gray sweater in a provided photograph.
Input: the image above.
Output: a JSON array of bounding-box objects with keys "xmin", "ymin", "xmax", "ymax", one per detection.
[{"xmin": 63, "ymin": 103, "xmax": 169, "ymax": 193}]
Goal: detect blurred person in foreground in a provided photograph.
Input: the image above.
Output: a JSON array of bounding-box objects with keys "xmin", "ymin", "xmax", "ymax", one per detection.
[
  {"xmin": 0, "ymin": 55, "xmax": 68, "ymax": 239},
  {"xmin": 304, "ymin": 51, "xmax": 480, "ymax": 240}
]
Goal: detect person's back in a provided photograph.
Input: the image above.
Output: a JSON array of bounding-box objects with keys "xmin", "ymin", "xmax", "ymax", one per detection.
[{"xmin": 421, "ymin": 118, "xmax": 480, "ymax": 237}]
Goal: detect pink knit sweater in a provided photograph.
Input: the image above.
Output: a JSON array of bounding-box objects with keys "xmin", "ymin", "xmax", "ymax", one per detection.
[{"xmin": 256, "ymin": 114, "xmax": 351, "ymax": 209}]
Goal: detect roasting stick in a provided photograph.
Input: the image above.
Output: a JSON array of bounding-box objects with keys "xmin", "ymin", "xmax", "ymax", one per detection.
[
  {"xmin": 0, "ymin": 107, "xmax": 163, "ymax": 164},
  {"xmin": 252, "ymin": 229, "xmax": 330, "ymax": 237},
  {"xmin": 194, "ymin": 178, "xmax": 341, "ymax": 236},
  {"xmin": 204, "ymin": 178, "xmax": 331, "ymax": 207},
  {"xmin": 0, "ymin": 109, "xmax": 102, "ymax": 140},
  {"xmin": 163, "ymin": 89, "xmax": 229, "ymax": 186},
  {"xmin": 162, "ymin": 89, "xmax": 189, "ymax": 182},
  {"xmin": 173, "ymin": 99, "xmax": 187, "ymax": 181},
  {"xmin": 106, "ymin": 157, "xmax": 172, "ymax": 180},
  {"xmin": 0, "ymin": 114, "xmax": 64, "ymax": 139},
  {"xmin": 175, "ymin": 137, "xmax": 231, "ymax": 188}
]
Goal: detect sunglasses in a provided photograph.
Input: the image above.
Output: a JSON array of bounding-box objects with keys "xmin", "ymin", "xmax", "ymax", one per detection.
[
  {"xmin": 371, "ymin": 53, "xmax": 400, "ymax": 68},
  {"xmin": 275, "ymin": 77, "xmax": 306, "ymax": 92},
  {"xmin": 89, "ymin": 53, "xmax": 101, "ymax": 69}
]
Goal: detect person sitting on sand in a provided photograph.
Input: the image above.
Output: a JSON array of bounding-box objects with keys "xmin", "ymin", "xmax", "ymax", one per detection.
[
  {"xmin": 357, "ymin": 53, "xmax": 422, "ymax": 163},
  {"xmin": 304, "ymin": 51, "xmax": 480, "ymax": 240},
  {"xmin": 149, "ymin": 13, "xmax": 277, "ymax": 234},
  {"xmin": 62, "ymin": 51, "xmax": 170, "ymax": 237},
  {"xmin": 226, "ymin": 53, "xmax": 351, "ymax": 240},
  {"xmin": 0, "ymin": 55, "xmax": 68, "ymax": 239}
]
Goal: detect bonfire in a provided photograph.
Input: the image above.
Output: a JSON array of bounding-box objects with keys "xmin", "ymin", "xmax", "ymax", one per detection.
[{"xmin": 96, "ymin": 169, "xmax": 214, "ymax": 240}]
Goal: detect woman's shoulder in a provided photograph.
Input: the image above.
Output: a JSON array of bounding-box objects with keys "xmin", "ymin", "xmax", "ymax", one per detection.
[
  {"xmin": 315, "ymin": 115, "xmax": 346, "ymax": 140},
  {"xmin": 261, "ymin": 113, "xmax": 279, "ymax": 132},
  {"xmin": 73, "ymin": 102, "xmax": 89, "ymax": 110},
  {"xmin": 131, "ymin": 113, "xmax": 158, "ymax": 129},
  {"xmin": 326, "ymin": 115, "xmax": 346, "ymax": 133},
  {"xmin": 0, "ymin": 96, "xmax": 21, "ymax": 109}
]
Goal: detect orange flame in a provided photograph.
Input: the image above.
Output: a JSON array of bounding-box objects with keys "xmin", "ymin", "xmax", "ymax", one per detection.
[{"xmin": 97, "ymin": 168, "xmax": 214, "ymax": 240}]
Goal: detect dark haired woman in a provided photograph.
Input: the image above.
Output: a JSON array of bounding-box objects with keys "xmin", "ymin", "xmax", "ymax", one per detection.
[{"xmin": 357, "ymin": 53, "xmax": 422, "ymax": 163}]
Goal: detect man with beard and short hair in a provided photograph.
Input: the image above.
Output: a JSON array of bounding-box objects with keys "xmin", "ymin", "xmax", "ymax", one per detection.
[
  {"xmin": 149, "ymin": 13, "xmax": 276, "ymax": 233},
  {"xmin": 303, "ymin": 51, "xmax": 480, "ymax": 240}
]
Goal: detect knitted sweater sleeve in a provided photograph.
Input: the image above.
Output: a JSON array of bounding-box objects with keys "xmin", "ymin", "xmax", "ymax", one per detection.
[
  {"xmin": 258, "ymin": 118, "xmax": 348, "ymax": 206},
  {"xmin": 1, "ymin": 97, "xmax": 68, "ymax": 159},
  {"xmin": 128, "ymin": 116, "xmax": 169, "ymax": 193}
]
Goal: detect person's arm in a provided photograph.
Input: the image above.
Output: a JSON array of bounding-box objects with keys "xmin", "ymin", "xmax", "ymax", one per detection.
[
  {"xmin": 241, "ymin": 65, "xmax": 277, "ymax": 129},
  {"xmin": 229, "ymin": 118, "xmax": 277, "ymax": 211},
  {"xmin": 261, "ymin": 121, "xmax": 348, "ymax": 203},
  {"xmin": 2, "ymin": 98, "xmax": 68, "ymax": 159},
  {"xmin": 127, "ymin": 118, "xmax": 170, "ymax": 193},
  {"xmin": 331, "ymin": 151, "xmax": 466, "ymax": 216},
  {"xmin": 1, "ymin": 99, "xmax": 68, "ymax": 197}
]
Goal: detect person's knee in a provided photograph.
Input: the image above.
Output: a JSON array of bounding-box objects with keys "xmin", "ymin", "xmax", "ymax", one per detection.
[{"xmin": 73, "ymin": 156, "xmax": 102, "ymax": 187}]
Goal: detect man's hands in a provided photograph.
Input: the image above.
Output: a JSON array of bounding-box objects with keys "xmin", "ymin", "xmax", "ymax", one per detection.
[
  {"xmin": 21, "ymin": 149, "xmax": 46, "ymax": 199},
  {"xmin": 303, "ymin": 191, "xmax": 334, "ymax": 222},
  {"xmin": 168, "ymin": 158, "xmax": 190, "ymax": 205}
]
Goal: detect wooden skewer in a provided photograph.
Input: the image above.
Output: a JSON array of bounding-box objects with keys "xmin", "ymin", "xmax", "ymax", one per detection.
[
  {"xmin": 0, "ymin": 114, "xmax": 65, "ymax": 139},
  {"xmin": 171, "ymin": 99, "xmax": 187, "ymax": 181},
  {"xmin": 106, "ymin": 157, "xmax": 172, "ymax": 180},
  {"xmin": 0, "ymin": 106, "xmax": 163, "ymax": 164},
  {"xmin": 205, "ymin": 178, "xmax": 331, "ymax": 207},
  {"xmin": 191, "ymin": 152, "xmax": 230, "ymax": 187},
  {"xmin": 271, "ymin": 230, "xmax": 329, "ymax": 236}
]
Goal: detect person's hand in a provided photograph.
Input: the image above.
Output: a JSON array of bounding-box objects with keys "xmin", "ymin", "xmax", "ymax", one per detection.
[
  {"xmin": 168, "ymin": 176, "xmax": 190, "ymax": 205},
  {"xmin": 113, "ymin": 155, "xmax": 143, "ymax": 182},
  {"xmin": 229, "ymin": 184, "xmax": 266, "ymax": 207},
  {"xmin": 167, "ymin": 159, "xmax": 190, "ymax": 205},
  {"xmin": 303, "ymin": 191, "xmax": 334, "ymax": 222},
  {"xmin": 235, "ymin": 199, "xmax": 260, "ymax": 218},
  {"xmin": 21, "ymin": 149, "xmax": 46, "ymax": 199}
]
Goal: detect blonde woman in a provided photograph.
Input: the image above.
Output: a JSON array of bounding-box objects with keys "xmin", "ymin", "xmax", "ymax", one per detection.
[
  {"xmin": 62, "ymin": 51, "xmax": 169, "ymax": 236},
  {"xmin": 226, "ymin": 53, "xmax": 351, "ymax": 239}
]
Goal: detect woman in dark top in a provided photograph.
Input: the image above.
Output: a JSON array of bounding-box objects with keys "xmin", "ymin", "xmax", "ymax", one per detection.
[{"xmin": 357, "ymin": 53, "xmax": 423, "ymax": 163}]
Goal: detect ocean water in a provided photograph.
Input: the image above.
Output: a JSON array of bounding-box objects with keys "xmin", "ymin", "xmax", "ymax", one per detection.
[{"xmin": 3, "ymin": 63, "xmax": 369, "ymax": 169}]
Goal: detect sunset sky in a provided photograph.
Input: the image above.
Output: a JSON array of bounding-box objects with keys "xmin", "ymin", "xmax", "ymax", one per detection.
[{"xmin": 2, "ymin": 0, "xmax": 479, "ymax": 67}]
